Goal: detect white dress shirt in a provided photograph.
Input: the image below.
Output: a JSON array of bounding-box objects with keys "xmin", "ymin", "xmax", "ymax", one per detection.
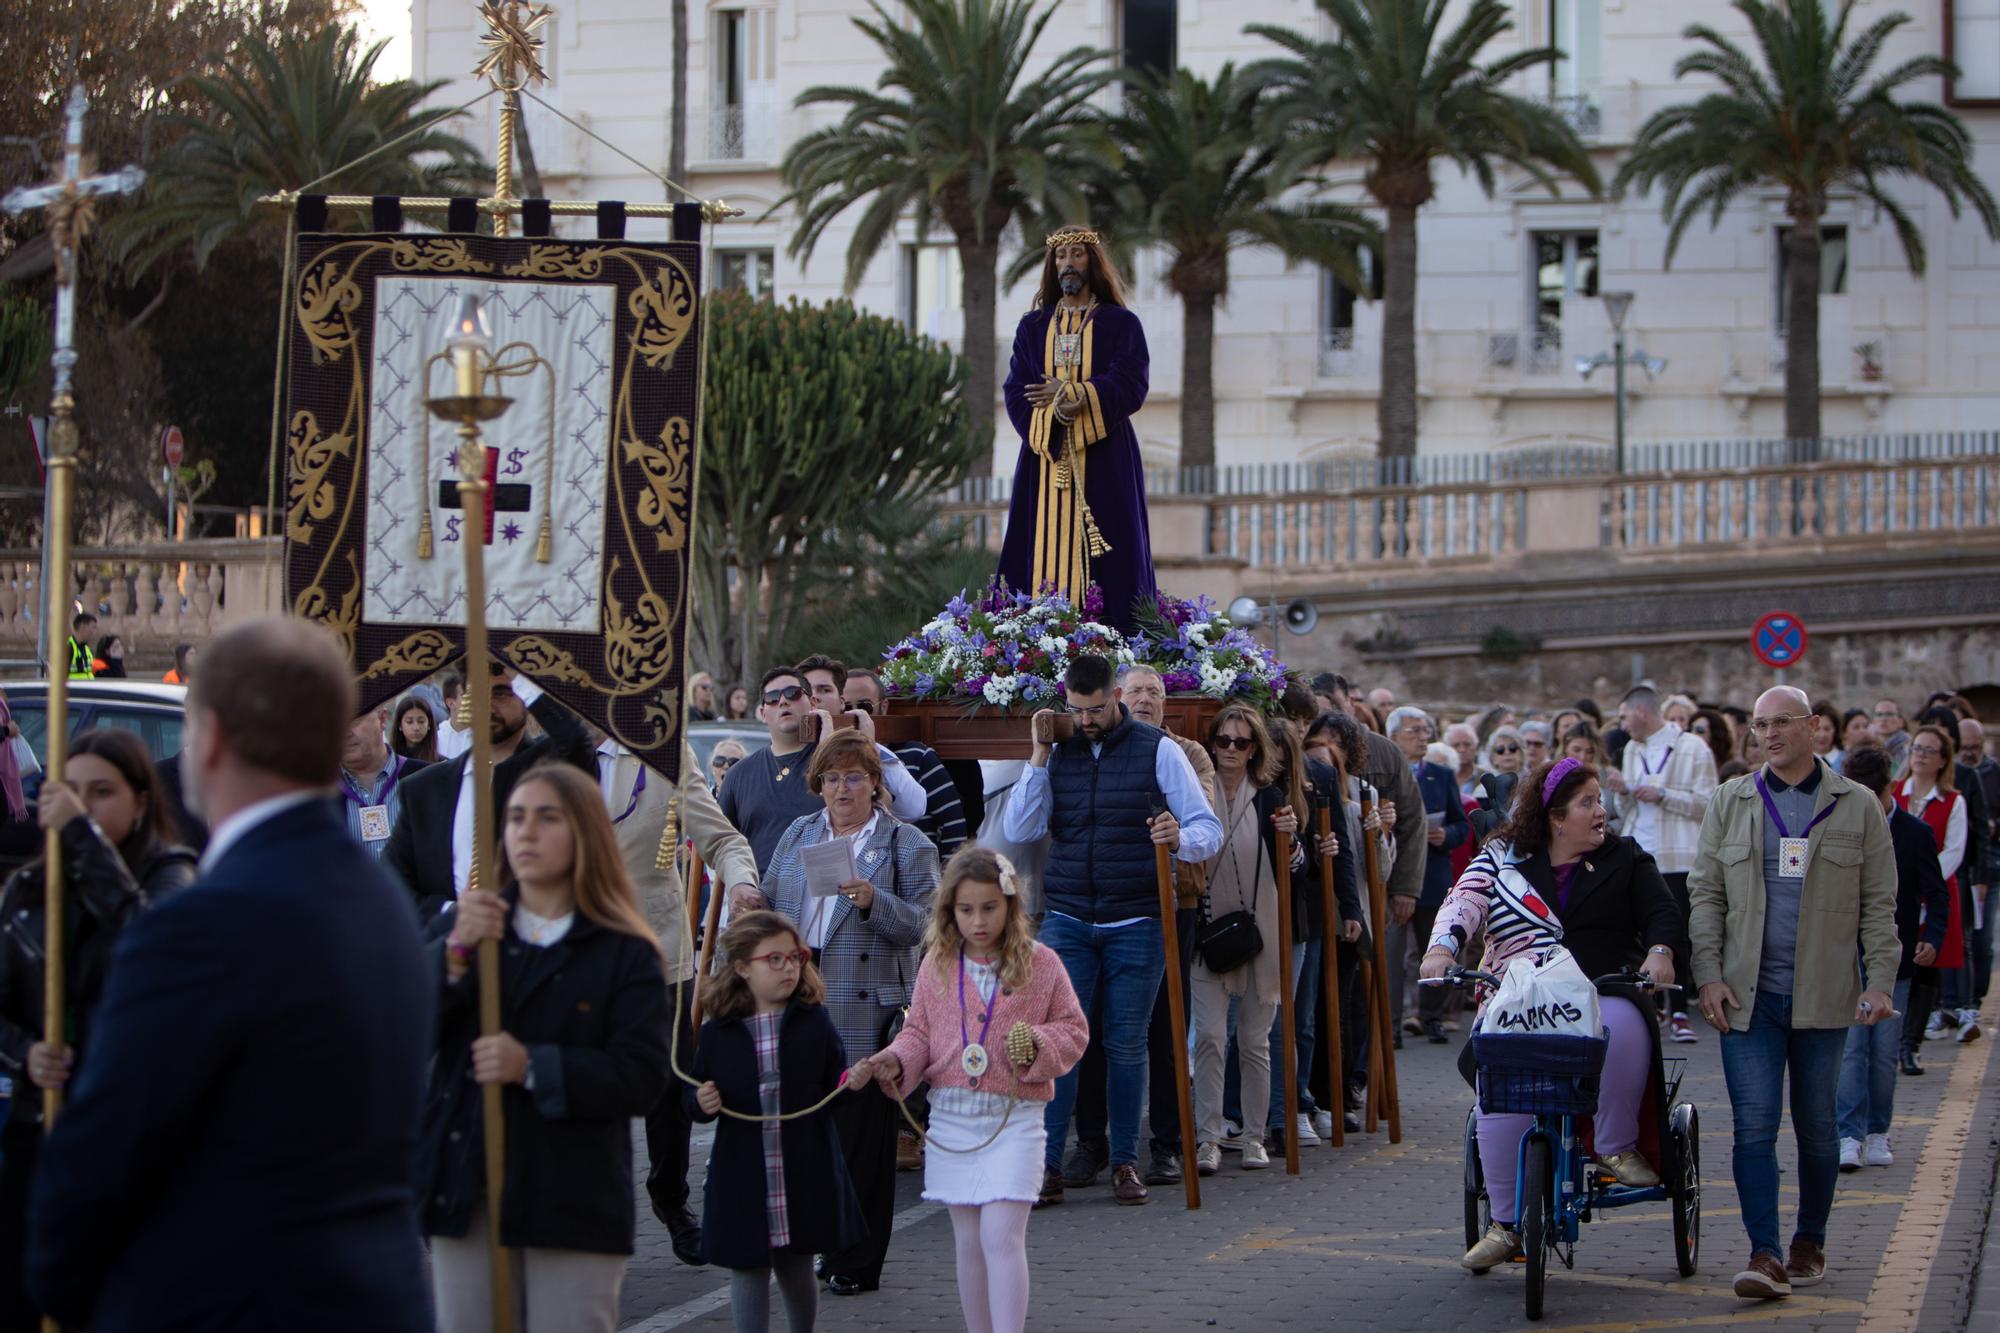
[
  {"xmin": 450, "ymin": 675, "xmax": 549, "ymax": 898},
  {"xmin": 199, "ymin": 789, "xmax": 333, "ymax": 874}
]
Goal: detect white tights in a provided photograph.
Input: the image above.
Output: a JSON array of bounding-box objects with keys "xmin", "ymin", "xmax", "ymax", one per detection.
[{"xmin": 947, "ymin": 1202, "xmax": 1032, "ymax": 1333}]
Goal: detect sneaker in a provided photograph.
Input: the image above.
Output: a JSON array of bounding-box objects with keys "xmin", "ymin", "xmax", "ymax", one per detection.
[
  {"xmin": 1402, "ymin": 1016, "xmax": 1424, "ymax": 1036},
  {"xmin": 1785, "ymin": 1238, "xmax": 1825, "ymax": 1288},
  {"xmin": 1218, "ymin": 1121, "xmax": 1249, "ymax": 1152},
  {"xmin": 1957, "ymin": 1009, "xmax": 1982, "ymax": 1043},
  {"xmin": 1311, "ymin": 1109, "xmax": 1334, "ymax": 1141},
  {"xmin": 1598, "ymin": 1150, "xmax": 1661, "ymax": 1187},
  {"xmin": 1461, "ymin": 1223, "xmax": 1522, "ymax": 1273},
  {"xmin": 1143, "ymin": 1145, "xmax": 1183, "ymax": 1186},
  {"xmin": 1194, "ymin": 1142, "xmax": 1221, "ymax": 1176},
  {"xmin": 1242, "ymin": 1139, "xmax": 1271, "ymax": 1170},
  {"xmin": 1864, "ymin": 1133, "xmax": 1893, "ymax": 1167},
  {"xmin": 1035, "ymin": 1165, "xmax": 1064, "ymax": 1209},
  {"xmin": 1670, "ymin": 1014, "xmax": 1698, "ymax": 1043},
  {"xmin": 896, "ymin": 1129, "xmax": 923, "ymax": 1172},
  {"xmin": 1733, "ymin": 1252, "xmax": 1792, "ymax": 1300},
  {"xmin": 1838, "ymin": 1137, "xmax": 1863, "ymax": 1172},
  {"xmin": 1924, "ymin": 1011, "xmax": 1953, "ymax": 1041},
  {"xmin": 1061, "ymin": 1139, "xmax": 1109, "ymax": 1187},
  {"xmin": 1111, "ymin": 1163, "xmax": 1149, "ymax": 1205},
  {"xmin": 1441, "ymin": 1018, "xmax": 1461, "ymax": 1033},
  {"xmin": 1294, "ymin": 1113, "xmax": 1321, "ymax": 1146}
]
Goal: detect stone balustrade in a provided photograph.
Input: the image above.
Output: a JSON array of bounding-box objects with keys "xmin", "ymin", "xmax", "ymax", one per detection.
[{"xmin": 0, "ymin": 539, "xmax": 284, "ymax": 668}]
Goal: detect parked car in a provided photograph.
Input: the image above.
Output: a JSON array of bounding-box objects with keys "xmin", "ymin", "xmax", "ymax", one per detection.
[
  {"xmin": 687, "ymin": 720, "xmax": 770, "ymax": 785},
  {"xmin": 0, "ymin": 680, "xmax": 189, "ymax": 872}
]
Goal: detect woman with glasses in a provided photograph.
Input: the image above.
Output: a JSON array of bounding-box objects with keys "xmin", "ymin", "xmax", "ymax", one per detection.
[
  {"xmin": 763, "ymin": 729, "xmax": 940, "ymax": 1297},
  {"xmin": 1897, "ymin": 725, "xmax": 1974, "ymax": 1047},
  {"xmin": 709, "ymin": 738, "xmax": 748, "ymax": 792}
]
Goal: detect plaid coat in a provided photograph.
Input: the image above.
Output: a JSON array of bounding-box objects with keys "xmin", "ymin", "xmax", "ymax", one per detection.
[{"xmin": 764, "ymin": 812, "xmax": 940, "ymax": 1062}]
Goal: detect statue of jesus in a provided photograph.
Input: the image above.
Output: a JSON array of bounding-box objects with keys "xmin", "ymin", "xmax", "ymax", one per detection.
[{"xmin": 995, "ymin": 226, "xmax": 1157, "ymax": 632}]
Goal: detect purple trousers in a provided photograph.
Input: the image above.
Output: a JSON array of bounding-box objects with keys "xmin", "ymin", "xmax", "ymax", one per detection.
[{"xmin": 1477, "ymin": 997, "xmax": 1653, "ymax": 1225}]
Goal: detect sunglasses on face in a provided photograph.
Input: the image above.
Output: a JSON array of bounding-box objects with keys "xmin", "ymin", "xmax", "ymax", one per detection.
[
  {"xmin": 750, "ymin": 950, "xmax": 808, "ymax": 970},
  {"xmin": 1492, "ymin": 745, "xmax": 1520, "ymax": 755},
  {"xmin": 762, "ymin": 685, "xmax": 805, "ymax": 705},
  {"xmin": 1214, "ymin": 735, "xmax": 1256, "ymax": 751},
  {"xmin": 712, "ymin": 756, "xmax": 741, "ymax": 772}
]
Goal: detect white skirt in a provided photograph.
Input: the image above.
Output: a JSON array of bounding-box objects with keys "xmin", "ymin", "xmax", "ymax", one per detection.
[{"xmin": 920, "ymin": 1088, "xmax": 1047, "ymax": 1206}]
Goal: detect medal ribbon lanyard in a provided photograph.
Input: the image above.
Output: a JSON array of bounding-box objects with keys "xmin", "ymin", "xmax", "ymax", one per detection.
[
  {"xmin": 612, "ymin": 763, "xmax": 648, "ymax": 825},
  {"xmin": 1753, "ymin": 772, "xmax": 1837, "ymax": 841},
  {"xmin": 340, "ymin": 754, "xmax": 404, "ymax": 808},
  {"xmin": 959, "ymin": 949, "xmax": 997, "ymax": 1064}
]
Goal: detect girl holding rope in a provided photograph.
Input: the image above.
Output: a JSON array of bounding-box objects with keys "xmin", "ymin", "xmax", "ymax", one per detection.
[
  {"xmin": 689, "ymin": 910, "xmax": 863, "ymax": 1333},
  {"xmin": 849, "ymin": 847, "xmax": 1088, "ymax": 1333}
]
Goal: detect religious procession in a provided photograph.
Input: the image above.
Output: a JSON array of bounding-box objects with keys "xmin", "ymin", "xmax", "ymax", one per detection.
[{"xmin": 2, "ymin": 0, "xmax": 1999, "ymax": 1331}]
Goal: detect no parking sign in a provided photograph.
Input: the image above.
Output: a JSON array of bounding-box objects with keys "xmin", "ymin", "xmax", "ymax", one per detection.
[{"xmin": 1750, "ymin": 611, "xmax": 1808, "ymax": 669}]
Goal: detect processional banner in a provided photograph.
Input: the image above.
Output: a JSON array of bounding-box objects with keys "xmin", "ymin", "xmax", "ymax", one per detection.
[{"xmin": 281, "ymin": 230, "xmax": 703, "ymax": 778}]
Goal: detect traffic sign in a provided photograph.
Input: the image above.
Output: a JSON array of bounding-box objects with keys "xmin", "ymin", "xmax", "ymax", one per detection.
[
  {"xmin": 1751, "ymin": 610, "xmax": 1808, "ymax": 669},
  {"xmin": 160, "ymin": 425, "xmax": 184, "ymax": 467}
]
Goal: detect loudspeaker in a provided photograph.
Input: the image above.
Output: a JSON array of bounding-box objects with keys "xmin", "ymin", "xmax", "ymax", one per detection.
[{"xmin": 1282, "ymin": 599, "xmax": 1319, "ymax": 636}]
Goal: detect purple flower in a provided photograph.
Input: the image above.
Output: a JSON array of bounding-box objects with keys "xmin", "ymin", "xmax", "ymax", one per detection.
[
  {"xmin": 946, "ymin": 591, "xmax": 972, "ymax": 619},
  {"xmin": 914, "ymin": 672, "xmax": 937, "ymax": 695}
]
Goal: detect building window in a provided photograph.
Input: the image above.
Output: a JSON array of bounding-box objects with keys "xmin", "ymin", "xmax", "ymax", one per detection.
[
  {"xmin": 1120, "ymin": 0, "xmax": 1175, "ymax": 81},
  {"xmin": 901, "ymin": 244, "xmax": 963, "ymax": 344},
  {"xmin": 1546, "ymin": 0, "xmax": 1601, "ymax": 133},
  {"xmin": 710, "ymin": 7, "xmax": 776, "ymax": 161},
  {"xmin": 1774, "ymin": 224, "xmax": 1848, "ymax": 330},
  {"xmin": 1530, "ymin": 230, "xmax": 1599, "ymax": 366},
  {"xmin": 715, "ymin": 249, "xmax": 774, "ymax": 300},
  {"xmin": 1319, "ymin": 253, "xmax": 1380, "ymax": 377},
  {"xmin": 1945, "ymin": 0, "xmax": 2000, "ymax": 105}
]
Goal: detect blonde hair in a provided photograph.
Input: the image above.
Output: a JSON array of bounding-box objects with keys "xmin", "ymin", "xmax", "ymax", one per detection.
[
  {"xmin": 500, "ymin": 763, "xmax": 663, "ymax": 962},
  {"xmin": 699, "ymin": 910, "xmax": 826, "ymax": 1023},
  {"xmin": 925, "ymin": 846, "xmax": 1035, "ymax": 993}
]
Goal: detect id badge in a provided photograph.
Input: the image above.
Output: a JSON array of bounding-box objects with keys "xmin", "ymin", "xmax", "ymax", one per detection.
[
  {"xmin": 1778, "ymin": 836, "xmax": 1808, "ymax": 878},
  {"xmin": 359, "ymin": 804, "xmax": 393, "ymax": 842}
]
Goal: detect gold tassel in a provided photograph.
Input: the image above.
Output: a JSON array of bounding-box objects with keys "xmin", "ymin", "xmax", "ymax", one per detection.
[
  {"xmin": 656, "ymin": 793, "xmax": 679, "ymax": 871},
  {"xmin": 455, "ymin": 689, "xmax": 472, "ymax": 728},
  {"xmin": 534, "ymin": 513, "xmax": 552, "ymax": 563},
  {"xmin": 1083, "ymin": 502, "xmax": 1112, "ymax": 558},
  {"xmin": 417, "ymin": 510, "xmax": 434, "ymax": 560}
]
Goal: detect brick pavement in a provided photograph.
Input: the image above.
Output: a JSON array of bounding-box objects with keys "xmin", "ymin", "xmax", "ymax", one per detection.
[{"xmin": 618, "ymin": 1001, "xmax": 2000, "ymax": 1332}]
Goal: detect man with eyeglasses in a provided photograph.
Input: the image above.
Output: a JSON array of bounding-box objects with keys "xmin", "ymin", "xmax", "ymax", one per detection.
[
  {"xmin": 1003, "ymin": 654, "xmax": 1223, "ymax": 1207},
  {"xmin": 716, "ymin": 665, "xmax": 928, "ymax": 879},
  {"xmin": 1518, "ymin": 720, "xmax": 1554, "ymax": 772},
  {"xmin": 1687, "ymin": 686, "xmax": 1898, "ymax": 1301},
  {"xmin": 1606, "ymin": 685, "xmax": 1718, "ymax": 1043},
  {"xmin": 842, "ymin": 665, "xmax": 970, "ymax": 860}
]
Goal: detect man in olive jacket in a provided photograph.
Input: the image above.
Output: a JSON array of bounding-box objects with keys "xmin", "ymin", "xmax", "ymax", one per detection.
[{"xmin": 1687, "ymin": 685, "xmax": 1899, "ymax": 1304}]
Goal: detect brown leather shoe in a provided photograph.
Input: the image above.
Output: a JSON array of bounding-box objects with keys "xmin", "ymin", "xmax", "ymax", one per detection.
[
  {"xmin": 896, "ymin": 1130, "xmax": 923, "ymax": 1172},
  {"xmin": 1732, "ymin": 1251, "xmax": 1791, "ymax": 1300},
  {"xmin": 1111, "ymin": 1163, "xmax": 1150, "ymax": 1205},
  {"xmin": 1034, "ymin": 1165, "xmax": 1064, "ymax": 1209},
  {"xmin": 1785, "ymin": 1238, "xmax": 1825, "ymax": 1288}
]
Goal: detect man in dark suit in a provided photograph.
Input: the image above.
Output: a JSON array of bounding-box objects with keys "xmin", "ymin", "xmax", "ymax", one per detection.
[
  {"xmin": 1385, "ymin": 706, "xmax": 1469, "ymax": 1044},
  {"xmin": 27, "ymin": 616, "xmax": 434, "ymax": 1333},
  {"xmin": 384, "ymin": 662, "xmax": 596, "ymax": 918}
]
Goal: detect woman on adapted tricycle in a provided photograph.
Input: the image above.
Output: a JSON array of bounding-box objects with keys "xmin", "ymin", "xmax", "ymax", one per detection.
[{"xmin": 1421, "ymin": 756, "xmax": 1687, "ymax": 1274}]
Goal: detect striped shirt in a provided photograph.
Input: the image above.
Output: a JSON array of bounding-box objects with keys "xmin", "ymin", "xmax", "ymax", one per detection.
[
  {"xmin": 750, "ymin": 1010, "xmax": 790, "ymax": 1247},
  {"xmin": 1429, "ymin": 841, "xmax": 1563, "ymax": 968},
  {"xmin": 896, "ymin": 742, "xmax": 967, "ymax": 859}
]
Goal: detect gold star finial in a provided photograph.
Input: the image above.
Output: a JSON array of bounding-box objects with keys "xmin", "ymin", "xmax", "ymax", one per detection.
[{"xmin": 475, "ymin": 1, "xmax": 553, "ymax": 90}]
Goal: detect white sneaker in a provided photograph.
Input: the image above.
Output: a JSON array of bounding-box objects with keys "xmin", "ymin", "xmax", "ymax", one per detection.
[
  {"xmin": 1864, "ymin": 1133, "xmax": 1893, "ymax": 1166},
  {"xmin": 1924, "ymin": 1012, "xmax": 1951, "ymax": 1041},
  {"xmin": 1219, "ymin": 1121, "xmax": 1248, "ymax": 1151},
  {"xmin": 1838, "ymin": 1137, "xmax": 1863, "ymax": 1172},
  {"xmin": 1311, "ymin": 1109, "xmax": 1334, "ymax": 1141},
  {"xmin": 1241, "ymin": 1139, "xmax": 1271, "ymax": 1170},
  {"xmin": 1957, "ymin": 1009, "xmax": 1982, "ymax": 1043},
  {"xmin": 1295, "ymin": 1113, "xmax": 1321, "ymax": 1146},
  {"xmin": 1194, "ymin": 1142, "xmax": 1222, "ymax": 1176}
]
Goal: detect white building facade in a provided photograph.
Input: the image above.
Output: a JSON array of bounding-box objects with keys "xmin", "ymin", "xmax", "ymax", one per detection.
[{"xmin": 409, "ymin": 0, "xmax": 2000, "ymax": 473}]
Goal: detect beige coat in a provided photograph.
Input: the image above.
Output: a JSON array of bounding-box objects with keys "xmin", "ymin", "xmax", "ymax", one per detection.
[
  {"xmin": 1686, "ymin": 760, "xmax": 1900, "ymax": 1031},
  {"xmin": 606, "ymin": 742, "xmax": 758, "ymax": 984}
]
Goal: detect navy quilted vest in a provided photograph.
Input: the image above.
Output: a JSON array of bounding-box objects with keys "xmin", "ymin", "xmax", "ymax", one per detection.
[{"xmin": 1043, "ymin": 709, "xmax": 1165, "ymax": 922}]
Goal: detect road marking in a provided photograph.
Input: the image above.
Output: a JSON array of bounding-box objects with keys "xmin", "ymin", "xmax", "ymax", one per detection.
[
  {"xmin": 1856, "ymin": 1001, "xmax": 1994, "ymax": 1333},
  {"xmin": 617, "ymin": 1200, "xmax": 947, "ymax": 1332}
]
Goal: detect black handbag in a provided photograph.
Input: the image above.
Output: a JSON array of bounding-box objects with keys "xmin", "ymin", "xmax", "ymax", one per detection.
[{"xmin": 1196, "ymin": 811, "xmax": 1265, "ymax": 974}]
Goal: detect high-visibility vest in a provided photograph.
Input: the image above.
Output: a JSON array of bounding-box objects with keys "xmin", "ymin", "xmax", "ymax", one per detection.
[{"xmin": 67, "ymin": 636, "xmax": 95, "ymax": 680}]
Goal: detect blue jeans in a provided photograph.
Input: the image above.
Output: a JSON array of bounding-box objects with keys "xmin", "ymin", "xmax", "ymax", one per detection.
[
  {"xmin": 1976, "ymin": 884, "xmax": 2000, "ymax": 1004},
  {"xmin": 1836, "ymin": 976, "xmax": 1911, "ymax": 1140},
  {"xmin": 1719, "ymin": 991, "xmax": 1847, "ymax": 1259},
  {"xmin": 1040, "ymin": 913, "xmax": 1164, "ymax": 1169}
]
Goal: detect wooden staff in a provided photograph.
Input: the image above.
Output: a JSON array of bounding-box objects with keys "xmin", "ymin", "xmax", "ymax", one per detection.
[
  {"xmin": 689, "ymin": 847, "xmax": 719, "ymax": 1030},
  {"xmin": 1273, "ymin": 822, "xmax": 1300, "ymax": 1175},
  {"xmin": 1360, "ymin": 952, "xmax": 1383, "ymax": 1134},
  {"xmin": 1359, "ymin": 784, "xmax": 1402, "ymax": 1143},
  {"xmin": 1154, "ymin": 835, "xmax": 1200, "ymax": 1209},
  {"xmin": 1316, "ymin": 797, "xmax": 1345, "ymax": 1148}
]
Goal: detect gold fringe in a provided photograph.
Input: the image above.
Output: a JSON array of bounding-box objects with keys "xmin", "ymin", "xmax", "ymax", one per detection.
[
  {"xmin": 534, "ymin": 513, "xmax": 552, "ymax": 563},
  {"xmin": 656, "ymin": 793, "xmax": 678, "ymax": 871},
  {"xmin": 417, "ymin": 510, "xmax": 434, "ymax": 560}
]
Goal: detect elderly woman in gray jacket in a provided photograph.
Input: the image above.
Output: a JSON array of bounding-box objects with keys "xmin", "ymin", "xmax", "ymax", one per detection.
[{"xmin": 762, "ymin": 727, "xmax": 939, "ymax": 1297}]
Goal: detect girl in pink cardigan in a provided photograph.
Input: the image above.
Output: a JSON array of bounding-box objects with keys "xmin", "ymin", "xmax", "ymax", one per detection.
[{"xmin": 849, "ymin": 846, "xmax": 1087, "ymax": 1333}]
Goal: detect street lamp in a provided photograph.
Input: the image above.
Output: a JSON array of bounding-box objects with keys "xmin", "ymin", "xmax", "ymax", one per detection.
[{"xmin": 1575, "ymin": 290, "xmax": 1667, "ymax": 474}]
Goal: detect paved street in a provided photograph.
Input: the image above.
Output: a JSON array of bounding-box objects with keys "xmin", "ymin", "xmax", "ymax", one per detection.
[{"xmin": 618, "ymin": 1001, "xmax": 2000, "ymax": 1332}]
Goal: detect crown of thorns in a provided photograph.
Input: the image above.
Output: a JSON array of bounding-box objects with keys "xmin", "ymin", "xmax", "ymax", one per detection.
[{"xmin": 1044, "ymin": 229, "xmax": 1102, "ymax": 249}]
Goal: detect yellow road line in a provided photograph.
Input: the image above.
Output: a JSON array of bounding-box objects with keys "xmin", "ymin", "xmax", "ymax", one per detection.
[
  {"xmin": 1516, "ymin": 1301, "xmax": 1867, "ymax": 1333},
  {"xmin": 1857, "ymin": 1003, "xmax": 1995, "ymax": 1333}
]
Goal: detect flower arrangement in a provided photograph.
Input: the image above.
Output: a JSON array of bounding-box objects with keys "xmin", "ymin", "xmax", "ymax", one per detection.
[{"xmin": 879, "ymin": 583, "xmax": 1289, "ymax": 711}]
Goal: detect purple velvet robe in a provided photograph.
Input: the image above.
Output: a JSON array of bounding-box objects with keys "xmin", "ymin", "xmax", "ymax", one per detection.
[{"xmin": 995, "ymin": 301, "xmax": 1158, "ymax": 632}]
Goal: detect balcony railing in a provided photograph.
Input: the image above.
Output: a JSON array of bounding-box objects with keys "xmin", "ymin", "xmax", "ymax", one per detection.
[
  {"xmin": 1547, "ymin": 94, "xmax": 1601, "ymax": 137},
  {"xmin": 706, "ymin": 101, "xmax": 777, "ymax": 163},
  {"xmin": 1317, "ymin": 328, "xmax": 1363, "ymax": 379},
  {"xmin": 0, "ymin": 539, "xmax": 284, "ymax": 666}
]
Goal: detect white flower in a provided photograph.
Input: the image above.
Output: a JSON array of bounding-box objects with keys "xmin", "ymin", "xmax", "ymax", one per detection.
[
  {"xmin": 983, "ymin": 675, "xmax": 1017, "ymax": 706},
  {"xmin": 1198, "ymin": 659, "xmax": 1234, "ymax": 697},
  {"xmin": 1187, "ymin": 623, "xmax": 1209, "ymax": 646},
  {"xmin": 1116, "ymin": 646, "xmax": 1137, "ymax": 665},
  {"xmin": 1038, "ymin": 635, "xmax": 1063, "ymax": 655}
]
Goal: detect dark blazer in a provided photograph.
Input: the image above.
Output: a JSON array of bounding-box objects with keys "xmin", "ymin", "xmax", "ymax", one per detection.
[
  {"xmin": 384, "ymin": 687, "xmax": 597, "ymax": 918},
  {"xmin": 687, "ymin": 1002, "xmax": 865, "ymax": 1270},
  {"xmin": 27, "ymin": 798, "xmax": 433, "ymax": 1333},
  {"xmin": 1415, "ymin": 761, "xmax": 1472, "ymax": 907},
  {"xmin": 1889, "ymin": 806, "xmax": 1950, "ymax": 981},
  {"xmin": 418, "ymin": 891, "xmax": 668, "ymax": 1255}
]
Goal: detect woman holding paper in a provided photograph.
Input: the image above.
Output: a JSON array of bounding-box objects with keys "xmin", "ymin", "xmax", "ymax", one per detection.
[
  {"xmin": 763, "ymin": 728, "xmax": 940, "ymax": 1297},
  {"xmin": 1419, "ymin": 758, "xmax": 1684, "ymax": 1274}
]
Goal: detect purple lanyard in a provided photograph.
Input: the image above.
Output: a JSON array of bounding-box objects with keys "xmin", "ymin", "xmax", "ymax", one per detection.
[
  {"xmin": 340, "ymin": 755, "xmax": 403, "ymax": 808},
  {"xmin": 1638, "ymin": 742, "xmax": 1668, "ymax": 779},
  {"xmin": 612, "ymin": 762, "xmax": 648, "ymax": 825},
  {"xmin": 1753, "ymin": 771, "xmax": 1836, "ymax": 840},
  {"xmin": 958, "ymin": 951, "xmax": 998, "ymax": 1054}
]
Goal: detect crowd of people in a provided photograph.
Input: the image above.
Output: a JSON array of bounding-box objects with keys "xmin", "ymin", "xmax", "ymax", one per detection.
[{"xmin": 0, "ymin": 613, "xmax": 1993, "ymax": 1330}]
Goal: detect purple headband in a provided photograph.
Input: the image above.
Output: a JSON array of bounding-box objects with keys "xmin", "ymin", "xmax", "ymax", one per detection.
[{"xmin": 1541, "ymin": 757, "xmax": 1584, "ymax": 805}]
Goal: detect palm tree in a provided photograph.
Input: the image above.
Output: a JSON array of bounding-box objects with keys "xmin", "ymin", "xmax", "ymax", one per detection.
[
  {"xmin": 776, "ymin": 0, "xmax": 1115, "ymax": 445},
  {"xmin": 1105, "ymin": 65, "xmax": 1377, "ymax": 479},
  {"xmin": 110, "ymin": 28, "xmax": 485, "ymax": 275},
  {"xmin": 1615, "ymin": 0, "xmax": 1997, "ymax": 450},
  {"xmin": 1248, "ymin": 0, "xmax": 1600, "ymax": 459}
]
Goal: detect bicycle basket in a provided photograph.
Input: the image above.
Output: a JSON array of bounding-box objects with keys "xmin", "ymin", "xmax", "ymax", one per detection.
[{"xmin": 1473, "ymin": 1030, "xmax": 1609, "ymax": 1117}]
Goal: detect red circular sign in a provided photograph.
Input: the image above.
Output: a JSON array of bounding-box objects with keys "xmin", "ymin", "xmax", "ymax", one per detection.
[
  {"xmin": 1751, "ymin": 610, "xmax": 1808, "ymax": 668},
  {"xmin": 161, "ymin": 425, "xmax": 184, "ymax": 467}
]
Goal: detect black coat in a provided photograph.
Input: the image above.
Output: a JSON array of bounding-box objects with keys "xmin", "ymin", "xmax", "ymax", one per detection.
[
  {"xmin": 384, "ymin": 688, "xmax": 597, "ymax": 918},
  {"xmin": 687, "ymin": 1002, "xmax": 865, "ymax": 1270},
  {"xmin": 1243, "ymin": 763, "xmax": 1362, "ymax": 943},
  {"xmin": 1503, "ymin": 836, "xmax": 1686, "ymax": 983},
  {"xmin": 27, "ymin": 798, "xmax": 434, "ymax": 1333},
  {"xmin": 418, "ymin": 894, "xmax": 669, "ymax": 1255},
  {"xmin": 1889, "ymin": 806, "xmax": 1950, "ymax": 980},
  {"xmin": 0, "ymin": 820, "xmax": 197, "ymax": 1132}
]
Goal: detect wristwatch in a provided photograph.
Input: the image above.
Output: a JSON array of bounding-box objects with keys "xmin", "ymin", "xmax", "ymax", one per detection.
[{"xmin": 1648, "ymin": 945, "xmax": 1672, "ymax": 957}]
